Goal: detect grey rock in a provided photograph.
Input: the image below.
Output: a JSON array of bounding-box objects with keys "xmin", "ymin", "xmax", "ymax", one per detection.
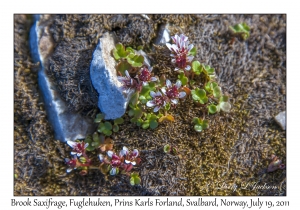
[
  {"xmin": 90, "ymin": 32, "xmax": 134, "ymax": 120},
  {"xmin": 30, "ymin": 15, "xmax": 96, "ymax": 142},
  {"xmin": 274, "ymin": 111, "xmax": 286, "ymax": 130},
  {"xmin": 154, "ymin": 24, "xmax": 171, "ymax": 45}
]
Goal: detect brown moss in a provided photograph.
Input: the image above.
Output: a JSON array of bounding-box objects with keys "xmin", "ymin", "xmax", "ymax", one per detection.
[{"xmin": 14, "ymin": 14, "xmax": 286, "ymax": 196}]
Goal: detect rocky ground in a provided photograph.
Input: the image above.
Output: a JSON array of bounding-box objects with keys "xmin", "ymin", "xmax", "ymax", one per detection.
[{"xmin": 14, "ymin": 14, "xmax": 286, "ymax": 196}]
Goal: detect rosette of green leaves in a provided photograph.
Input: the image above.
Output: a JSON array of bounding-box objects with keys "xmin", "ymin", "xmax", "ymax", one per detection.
[
  {"xmin": 138, "ymin": 113, "xmax": 159, "ymax": 129},
  {"xmin": 130, "ymin": 172, "xmax": 141, "ymax": 186},
  {"xmin": 191, "ymin": 88, "xmax": 208, "ymax": 104},
  {"xmin": 125, "ymin": 47, "xmax": 144, "ymax": 67},
  {"xmin": 192, "ymin": 61, "xmax": 203, "ymax": 75},
  {"xmin": 85, "ymin": 133, "xmax": 104, "ymax": 151},
  {"xmin": 112, "ymin": 43, "xmax": 129, "ymax": 60},
  {"xmin": 192, "ymin": 117, "xmax": 209, "ymax": 132},
  {"xmin": 229, "ymin": 23, "xmax": 250, "ymax": 40},
  {"xmin": 97, "ymin": 118, "xmax": 124, "ymax": 136},
  {"xmin": 205, "ymin": 81, "xmax": 222, "ymax": 98}
]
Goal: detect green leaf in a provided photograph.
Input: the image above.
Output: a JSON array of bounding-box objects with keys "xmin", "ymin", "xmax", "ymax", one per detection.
[
  {"xmin": 98, "ymin": 122, "xmax": 106, "ymax": 133},
  {"xmin": 229, "ymin": 23, "xmax": 250, "ymax": 40},
  {"xmin": 116, "ymin": 61, "xmax": 132, "ymax": 76},
  {"xmin": 133, "ymin": 108, "xmax": 143, "ymax": 119},
  {"xmin": 113, "ymin": 43, "xmax": 128, "ymax": 60},
  {"xmin": 205, "ymin": 81, "xmax": 212, "ymax": 92},
  {"xmin": 125, "ymin": 47, "xmax": 135, "ymax": 54},
  {"xmin": 219, "ymin": 101, "xmax": 231, "ymax": 112},
  {"xmin": 127, "ymin": 54, "xmax": 144, "ymax": 67},
  {"xmin": 189, "ymin": 46, "xmax": 197, "ymax": 56},
  {"xmin": 139, "ymin": 95, "xmax": 147, "ymax": 104},
  {"xmin": 128, "ymin": 109, "xmax": 135, "ymax": 117},
  {"xmin": 208, "ymin": 104, "xmax": 217, "ymax": 114},
  {"xmin": 178, "ymin": 72, "xmax": 188, "ymax": 86},
  {"xmin": 220, "ymin": 95, "xmax": 229, "ymax": 102},
  {"xmin": 204, "ymin": 65, "xmax": 215, "ymax": 75},
  {"xmin": 104, "ymin": 122, "xmax": 112, "ymax": 130},
  {"xmin": 92, "ymin": 132, "xmax": 100, "ymax": 142},
  {"xmin": 112, "ymin": 124, "xmax": 119, "ymax": 132},
  {"xmin": 130, "ymin": 92, "xmax": 139, "ymax": 106},
  {"xmin": 136, "ymin": 119, "xmax": 143, "ymax": 126},
  {"xmin": 192, "ymin": 117, "xmax": 201, "ymax": 125},
  {"xmin": 192, "ymin": 88, "xmax": 207, "ymax": 104},
  {"xmin": 194, "ymin": 124, "xmax": 203, "ymax": 132},
  {"xmin": 103, "ymin": 129, "xmax": 112, "ymax": 136},
  {"xmin": 91, "ymin": 141, "xmax": 100, "ymax": 148},
  {"xmin": 164, "ymin": 144, "xmax": 171, "ymax": 153},
  {"xmin": 142, "ymin": 122, "xmax": 149, "ymax": 129},
  {"xmin": 149, "ymin": 120, "xmax": 158, "ymax": 129},
  {"xmin": 165, "ymin": 103, "xmax": 171, "ymax": 111},
  {"xmin": 114, "ymin": 118, "xmax": 124, "ymax": 125},
  {"xmin": 202, "ymin": 120, "xmax": 209, "ymax": 130},
  {"xmin": 94, "ymin": 113, "xmax": 104, "ymax": 123},
  {"xmin": 192, "ymin": 61, "xmax": 203, "ymax": 75},
  {"xmin": 213, "ymin": 86, "xmax": 222, "ymax": 98},
  {"xmin": 149, "ymin": 114, "xmax": 158, "ymax": 121}
]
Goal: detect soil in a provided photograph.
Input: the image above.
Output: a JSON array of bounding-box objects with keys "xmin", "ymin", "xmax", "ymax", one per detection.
[{"xmin": 14, "ymin": 14, "xmax": 286, "ymax": 196}]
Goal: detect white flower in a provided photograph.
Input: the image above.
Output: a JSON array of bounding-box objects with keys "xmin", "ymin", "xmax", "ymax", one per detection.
[
  {"xmin": 146, "ymin": 91, "xmax": 167, "ymax": 112},
  {"xmin": 161, "ymin": 80, "xmax": 186, "ymax": 104}
]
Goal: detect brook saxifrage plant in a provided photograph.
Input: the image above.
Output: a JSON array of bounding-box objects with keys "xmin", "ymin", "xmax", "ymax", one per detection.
[{"xmin": 65, "ymin": 33, "xmax": 231, "ymax": 185}]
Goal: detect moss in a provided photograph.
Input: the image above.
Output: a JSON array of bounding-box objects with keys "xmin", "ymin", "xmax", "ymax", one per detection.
[{"xmin": 14, "ymin": 14, "xmax": 286, "ymax": 196}]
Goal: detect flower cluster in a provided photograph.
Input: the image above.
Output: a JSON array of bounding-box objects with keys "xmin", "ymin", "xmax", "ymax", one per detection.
[
  {"xmin": 99, "ymin": 146, "xmax": 141, "ymax": 175},
  {"xmin": 65, "ymin": 140, "xmax": 91, "ymax": 174},
  {"xmin": 166, "ymin": 34, "xmax": 194, "ymax": 71},
  {"xmin": 146, "ymin": 79, "xmax": 186, "ymax": 112},
  {"xmin": 118, "ymin": 67, "xmax": 157, "ymax": 93}
]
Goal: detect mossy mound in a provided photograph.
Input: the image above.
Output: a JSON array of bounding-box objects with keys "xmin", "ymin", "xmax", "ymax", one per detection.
[{"xmin": 14, "ymin": 14, "xmax": 286, "ymax": 196}]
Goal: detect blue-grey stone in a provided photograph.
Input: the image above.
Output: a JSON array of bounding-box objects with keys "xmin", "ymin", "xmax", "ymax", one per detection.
[
  {"xmin": 29, "ymin": 15, "xmax": 96, "ymax": 142},
  {"xmin": 274, "ymin": 111, "xmax": 286, "ymax": 130},
  {"xmin": 154, "ymin": 24, "xmax": 171, "ymax": 46},
  {"xmin": 90, "ymin": 33, "xmax": 134, "ymax": 120}
]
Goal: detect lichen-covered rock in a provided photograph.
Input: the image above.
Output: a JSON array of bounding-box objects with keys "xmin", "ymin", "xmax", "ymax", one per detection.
[
  {"xmin": 90, "ymin": 32, "xmax": 134, "ymax": 120},
  {"xmin": 30, "ymin": 15, "xmax": 96, "ymax": 142},
  {"xmin": 274, "ymin": 111, "xmax": 286, "ymax": 130}
]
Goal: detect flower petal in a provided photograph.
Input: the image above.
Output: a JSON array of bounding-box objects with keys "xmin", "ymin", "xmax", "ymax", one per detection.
[
  {"xmin": 131, "ymin": 161, "xmax": 136, "ymax": 166},
  {"xmin": 146, "ymin": 100, "xmax": 156, "ymax": 107},
  {"xmin": 153, "ymin": 106, "xmax": 161, "ymax": 112},
  {"xmin": 166, "ymin": 43, "xmax": 172, "ymax": 51},
  {"xmin": 179, "ymin": 91, "xmax": 186, "ymax": 98},
  {"xmin": 107, "ymin": 151, "xmax": 113, "ymax": 158},
  {"xmin": 174, "ymin": 67, "xmax": 180, "ymax": 71},
  {"xmin": 67, "ymin": 141, "xmax": 77, "ymax": 148},
  {"xmin": 132, "ymin": 149, "xmax": 139, "ymax": 157},
  {"xmin": 125, "ymin": 160, "xmax": 131, "ymax": 164},
  {"xmin": 166, "ymin": 79, "xmax": 171, "ymax": 88},
  {"xmin": 125, "ymin": 70, "xmax": 130, "ymax": 78},
  {"xmin": 150, "ymin": 91, "xmax": 156, "ymax": 98},
  {"xmin": 171, "ymin": 99, "xmax": 178, "ymax": 104},
  {"xmin": 98, "ymin": 154, "xmax": 104, "ymax": 162},
  {"xmin": 185, "ymin": 65, "xmax": 191, "ymax": 71},
  {"xmin": 151, "ymin": 77, "xmax": 158, "ymax": 81},
  {"xmin": 161, "ymin": 87, "xmax": 166, "ymax": 95},
  {"xmin": 66, "ymin": 168, "xmax": 73, "ymax": 173},
  {"xmin": 187, "ymin": 56, "xmax": 194, "ymax": 62},
  {"xmin": 175, "ymin": 80, "xmax": 182, "ymax": 88},
  {"xmin": 110, "ymin": 168, "xmax": 117, "ymax": 176}
]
